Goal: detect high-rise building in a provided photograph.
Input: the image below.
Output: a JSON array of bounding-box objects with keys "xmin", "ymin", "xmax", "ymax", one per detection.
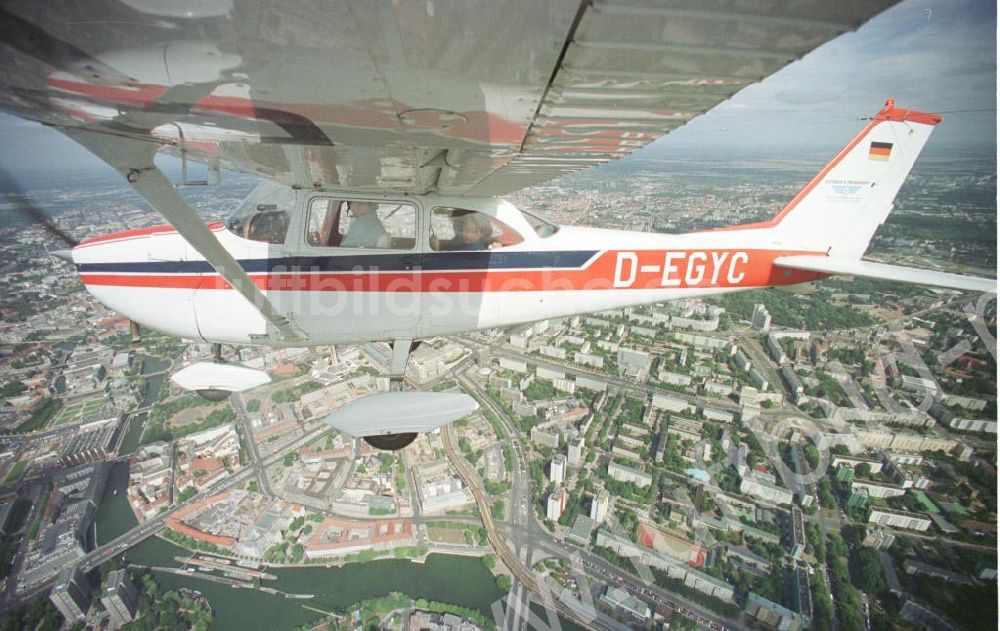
[
  {"xmin": 590, "ymin": 489, "xmax": 610, "ymax": 524},
  {"xmin": 49, "ymin": 566, "xmax": 91, "ymax": 623},
  {"xmin": 752, "ymin": 304, "xmax": 771, "ymax": 332},
  {"xmin": 567, "ymin": 437, "xmax": 584, "ymax": 466},
  {"xmin": 547, "ymin": 488, "xmax": 566, "ymax": 521},
  {"xmin": 550, "ymin": 454, "xmax": 566, "ymax": 485},
  {"xmin": 102, "ymin": 568, "xmax": 139, "ymax": 629}
]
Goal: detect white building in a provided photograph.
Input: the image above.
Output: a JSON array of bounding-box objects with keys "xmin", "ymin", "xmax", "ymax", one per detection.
[
  {"xmin": 552, "ymin": 377, "xmax": 576, "ymax": 394},
  {"xmin": 659, "ymin": 371, "xmax": 693, "ymax": 387},
  {"xmin": 537, "ymin": 366, "xmax": 565, "ymax": 381},
  {"xmin": 608, "ymin": 461, "xmax": 652, "ymax": 488},
  {"xmin": 739, "ymin": 478, "xmax": 793, "ymax": 505},
  {"xmin": 651, "ymin": 393, "xmax": 693, "ymax": 413},
  {"xmin": 550, "ymin": 454, "xmax": 566, "ymax": 485},
  {"xmin": 498, "ymin": 357, "xmax": 528, "ymax": 373},
  {"xmin": 752, "ymin": 304, "xmax": 771, "ymax": 332},
  {"xmin": 900, "ymin": 375, "xmax": 938, "ymax": 396},
  {"xmin": 868, "ymin": 507, "xmax": 932, "ymax": 531},
  {"xmin": 530, "ymin": 427, "xmax": 559, "ymax": 449},
  {"xmin": 852, "ymin": 479, "xmax": 906, "ymax": 498},
  {"xmin": 749, "ymin": 368, "xmax": 769, "ymax": 391},
  {"xmin": 765, "ymin": 334, "xmax": 785, "ymax": 363},
  {"xmin": 540, "ymin": 345, "xmax": 566, "ymax": 360},
  {"xmin": 703, "ymin": 381, "xmax": 734, "ymax": 397},
  {"xmin": 547, "ymin": 488, "xmax": 566, "ymax": 521},
  {"xmin": 567, "ymin": 437, "xmax": 584, "ymax": 466},
  {"xmin": 617, "ymin": 347, "xmax": 652, "ymax": 379},
  {"xmin": 948, "ymin": 417, "xmax": 997, "ymax": 433},
  {"xmin": 590, "ymin": 490, "xmax": 609, "ymax": 524},
  {"xmin": 574, "ymin": 352, "xmax": 604, "ymax": 369},
  {"xmin": 576, "ymin": 376, "xmax": 608, "ymax": 392}
]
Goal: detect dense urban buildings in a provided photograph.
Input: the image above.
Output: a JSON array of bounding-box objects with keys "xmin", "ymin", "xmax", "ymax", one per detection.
[{"xmin": 0, "ymin": 151, "xmax": 995, "ymax": 630}]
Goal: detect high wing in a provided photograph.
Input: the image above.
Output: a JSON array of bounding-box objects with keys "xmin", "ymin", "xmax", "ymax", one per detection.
[{"xmin": 0, "ymin": 0, "xmax": 896, "ymax": 196}]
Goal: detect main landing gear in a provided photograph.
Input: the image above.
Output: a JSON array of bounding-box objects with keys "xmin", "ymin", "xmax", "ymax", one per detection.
[{"xmin": 171, "ymin": 342, "xmax": 271, "ymax": 401}]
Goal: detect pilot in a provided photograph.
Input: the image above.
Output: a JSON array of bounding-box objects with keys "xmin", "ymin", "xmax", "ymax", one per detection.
[
  {"xmin": 341, "ymin": 201, "xmax": 389, "ymax": 248},
  {"xmin": 432, "ymin": 213, "xmax": 497, "ymax": 251}
]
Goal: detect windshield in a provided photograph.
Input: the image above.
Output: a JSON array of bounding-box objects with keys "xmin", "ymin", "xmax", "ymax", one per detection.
[
  {"xmin": 521, "ymin": 209, "xmax": 559, "ymax": 238},
  {"xmin": 225, "ymin": 182, "xmax": 295, "ymax": 244}
]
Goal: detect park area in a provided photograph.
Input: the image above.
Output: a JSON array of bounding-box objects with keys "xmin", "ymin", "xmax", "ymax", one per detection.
[
  {"xmin": 425, "ymin": 521, "xmax": 487, "ymax": 547},
  {"xmin": 49, "ymin": 396, "xmax": 105, "ymax": 427},
  {"xmin": 142, "ymin": 395, "xmax": 236, "ymax": 444}
]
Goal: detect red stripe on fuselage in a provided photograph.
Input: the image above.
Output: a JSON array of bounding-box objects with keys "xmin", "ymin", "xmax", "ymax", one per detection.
[
  {"xmin": 77, "ymin": 223, "xmax": 224, "ymax": 249},
  {"xmin": 80, "ymin": 249, "xmax": 828, "ymax": 292}
]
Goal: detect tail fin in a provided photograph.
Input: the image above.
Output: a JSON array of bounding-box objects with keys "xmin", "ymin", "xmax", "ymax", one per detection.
[{"xmin": 767, "ymin": 99, "xmax": 941, "ymax": 258}]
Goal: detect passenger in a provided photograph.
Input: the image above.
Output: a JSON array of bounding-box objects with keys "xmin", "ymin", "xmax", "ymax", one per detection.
[
  {"xmin": 433, "ymin": 213, "xmax": 497, "ymax": 251},
  {"xmin": 340, "ymin": 202, "xmax": 388, "ymax": 248}
]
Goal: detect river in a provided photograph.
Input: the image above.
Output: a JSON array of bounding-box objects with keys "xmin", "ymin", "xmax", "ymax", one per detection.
[
  {"xmin": 93, "ymin": 354, "xmax": 170, "ymax": 546},
  {"xmin": 113, "ymin": 537, "xmax": 505, "ymax": 630}
]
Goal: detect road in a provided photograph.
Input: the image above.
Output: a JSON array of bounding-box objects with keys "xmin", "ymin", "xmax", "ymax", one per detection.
[
  {"xmin": 734, "ymin": 329, "xmax": 786, "ymax": 399},
  {"xmin": 457, "ymin": 366, "xmax": 541, "ymax": 631},
  {"xmin": 449, "ymin": 363, "xmax": 744, "ymax": 630},
  {"xmin": 231, "ymin": 395, "xmax": 273, "ymax": 496},
  {"xmin": 442, "ymin": 422, "xmax": 596, "ymax": 630}
]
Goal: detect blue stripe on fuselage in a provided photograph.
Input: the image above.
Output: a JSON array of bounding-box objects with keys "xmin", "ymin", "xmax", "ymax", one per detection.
[{"xmin": 75, "ymin": 250, "xmax": 599, "ymax": 274}]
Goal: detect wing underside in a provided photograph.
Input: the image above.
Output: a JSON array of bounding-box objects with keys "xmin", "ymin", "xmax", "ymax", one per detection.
[{"xmin": 0, "ymin": 0, "xmax": 895, "ymax": 196}]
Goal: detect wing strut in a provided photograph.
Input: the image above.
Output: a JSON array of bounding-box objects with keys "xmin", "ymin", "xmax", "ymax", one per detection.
[{"xmin": 62, "ymin": 128, "xmax": 305, "ymax": 342}]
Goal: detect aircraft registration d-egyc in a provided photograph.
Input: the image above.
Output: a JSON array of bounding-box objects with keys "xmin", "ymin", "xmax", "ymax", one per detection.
[{"xmin": 0, "ymin": 1, "xmax": 994, "ymax": 449}]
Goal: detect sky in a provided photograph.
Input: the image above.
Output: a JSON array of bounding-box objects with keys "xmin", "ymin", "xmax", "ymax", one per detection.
[
  {"xmin": 0, "ymin": 0, "xmax": 995, "ymax": 181},
  {"xmin": 656, "ymin": 0, "xmax": 997, "ymax": 155}
]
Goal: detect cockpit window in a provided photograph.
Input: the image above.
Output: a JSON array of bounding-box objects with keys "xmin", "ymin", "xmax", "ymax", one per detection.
[
  {"xmin": 522, "ymin": 209, "xmax": 559, "ymax": 238},
  {"xmin": 429, "ymin": 207, "xmax": 524, "ymax": 251},
  {"xmin": 226, "ymin": 182, "xmax": 293, "ymax": 244},
  {"xmin": 306, "ymin": 198, "xmax": 416, "ymax": 250}
]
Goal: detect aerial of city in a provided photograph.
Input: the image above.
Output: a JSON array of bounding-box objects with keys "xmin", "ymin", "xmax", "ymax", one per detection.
[{"xmin": 0, "ymin": 147, "xmax": 995, "ymax": 631}]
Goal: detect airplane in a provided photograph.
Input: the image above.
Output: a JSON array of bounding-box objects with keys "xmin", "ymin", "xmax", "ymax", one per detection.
[{"xmin": 0, "ymin": 1, "xmax": 994, "ymax": 450}]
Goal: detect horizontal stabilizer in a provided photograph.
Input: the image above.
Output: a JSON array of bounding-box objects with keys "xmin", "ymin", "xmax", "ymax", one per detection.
[
  {"xmin": 774, "ymin": 256, "xmax": 996, "ymax": 293},
  {"xmin": 324, "ymin": 392, "xmax": 479, "ymax": 437}
]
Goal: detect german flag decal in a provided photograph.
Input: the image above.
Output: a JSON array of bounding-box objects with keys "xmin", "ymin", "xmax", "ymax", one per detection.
[{"xmin": 869, "ymin": 141, "xmax": 893, "ymax": 161}]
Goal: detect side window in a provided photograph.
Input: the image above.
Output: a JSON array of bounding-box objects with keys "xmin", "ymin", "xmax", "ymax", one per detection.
[
  {"xmin": 429, "ymin": 208, "xmax": 524, "ymax": 251},
  {"xmin": 306, "ymin": 198, "xmax": 344, "ymax": 247},
  {"xmin": 306, "ymin": 199, "xmax": 416, "ymax": 250}
]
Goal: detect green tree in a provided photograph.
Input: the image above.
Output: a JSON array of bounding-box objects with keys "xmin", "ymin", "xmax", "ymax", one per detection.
[{"xmin": 482, "ymin": 554, "xmax": 496, "ymax": 570}]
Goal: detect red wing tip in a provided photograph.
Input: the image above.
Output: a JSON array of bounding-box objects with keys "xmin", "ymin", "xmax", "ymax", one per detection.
[{"xmin": 877, "ymin": 99, "xmax": 942, "ymax": 126}]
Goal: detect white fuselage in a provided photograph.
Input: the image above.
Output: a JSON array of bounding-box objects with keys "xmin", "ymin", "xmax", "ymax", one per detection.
[{"xmin": 71, "ymin": 195, "xmax": 824, "ymax": 346}]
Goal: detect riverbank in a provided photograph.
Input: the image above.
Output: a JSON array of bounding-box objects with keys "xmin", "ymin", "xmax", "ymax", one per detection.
[{"xmin": 110, "ymin": 536, "xmax": 506, "ymax": 631}]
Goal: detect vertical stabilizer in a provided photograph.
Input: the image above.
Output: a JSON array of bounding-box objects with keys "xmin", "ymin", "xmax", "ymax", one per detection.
[{"xmin": 767, "ymin": 100, "xmax": 941, "ymax": 258}]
